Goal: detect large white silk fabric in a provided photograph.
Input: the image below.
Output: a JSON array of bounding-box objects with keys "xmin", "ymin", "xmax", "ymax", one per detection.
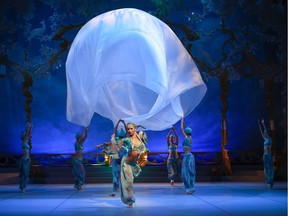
[{"xmin": 66, "ymin": 8, "xmax": 207, "ymax": 130}]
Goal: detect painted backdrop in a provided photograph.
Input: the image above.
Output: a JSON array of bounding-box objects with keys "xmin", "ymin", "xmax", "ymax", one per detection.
[{"xmin": 0, "ymin": 0, "xmax": 286, "ymax": 155}]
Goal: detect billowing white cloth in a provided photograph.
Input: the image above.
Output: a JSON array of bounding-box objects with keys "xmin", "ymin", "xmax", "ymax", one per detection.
[{"xmin": 66, "ymin": 8, "xmax": 207, "ymax": 130}]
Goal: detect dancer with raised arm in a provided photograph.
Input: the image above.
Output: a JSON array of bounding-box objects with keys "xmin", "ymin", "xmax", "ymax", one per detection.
[
  {"xmin": 258, "ymin": 118, "xmax": 274, "ymax": 188},
  {"xmin": 106, "ymin": 119, "xmax": 128, "ymax": 196},
  {"xmin": 120, "ymin": 122, "xmax": 147, "ymax": 208},
  {"xmin": 166, "ymin": 127, "xmax": 180, "ymax": 186},
  {"xmin": 19, "ymin": 121, "xmax": 32, "ymax": 193},
  {"xmin": 180, "ymin": 117, "xmax": 196, "ymax": 194},
  {"xmin": 72, "ymin": 127, "xmax": 88, "ymax": 190}
]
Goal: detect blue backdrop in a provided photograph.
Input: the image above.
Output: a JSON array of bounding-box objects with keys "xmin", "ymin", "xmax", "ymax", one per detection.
[{"xmin": 0, "ymin": 0, "xmax": 286, "ymax": 155}]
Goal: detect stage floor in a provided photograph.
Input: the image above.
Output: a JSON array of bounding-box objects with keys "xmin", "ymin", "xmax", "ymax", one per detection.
[{"xmin": 0, "ymin": 182, "xmax": 287, "ymax": 216}]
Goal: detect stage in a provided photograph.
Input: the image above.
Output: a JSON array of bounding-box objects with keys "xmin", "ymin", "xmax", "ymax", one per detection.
[{"xmin": 0, "ymin": 182, "xmax": 286, "ymax": 215}]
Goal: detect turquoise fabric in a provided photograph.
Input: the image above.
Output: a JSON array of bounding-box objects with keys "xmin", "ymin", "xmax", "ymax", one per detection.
[
  {"xmin": 111, "ymin": 158, "xmax": 121, "ymax": 194},
  {"xmin": 21, "ymin": 140, "xmax": 30, "ymax": 150},
  {"xmin": 263, "ymin": 137, "xmax": 274, "ymax": 186},
  {"xmin": 263, "ymin": 153, "xmax": 274, "ymax": 185},
  {"xmin": 264, "ymin": 137, "xmax": 272, "ymax": 147},
  {"xmin": 167, "ymin": 138, "xmax": 179, "ymax": 181},
  {"xmin": 19, "ymin": 158, "xmax": 30, "ymax": 190},
  {"xmin": 74, "ymin": 142, "xmax": 84, "ymax": 151},
  {"xmin": 182, "ymin": 136, "xmax": 192, "ymax": 148},
  {"xmin": 72, "ymin": 158, "xmax": 85, "ymax": 188},
  {"xmin": 120, "ymin": 137, "xmax": 145, "ymax": 206},
  {"xmin": 181, "ymin": 153, "xmax": 196, "ymax": 193},
  {"xmin": 110, "ymin": 137, "xmax": 127, "ymax": 194}
]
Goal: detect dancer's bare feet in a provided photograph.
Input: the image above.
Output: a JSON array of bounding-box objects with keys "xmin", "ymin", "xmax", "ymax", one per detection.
[
  {"xmin": 186, "ymin": 189, "xmax": 195, "ymax": 194},
  {"xmin": 170, "ymin": 180, "xmax": 174, "ymax": 186},
  {"xmin": 127, "ymin": 204, "xmax": 133, "ymax": 208}
]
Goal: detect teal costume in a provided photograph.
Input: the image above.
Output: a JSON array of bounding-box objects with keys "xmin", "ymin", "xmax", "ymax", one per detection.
[
  {"xmin": 167, "ymin": 137, "xmax": 181, "ymax": 182},
  {"xmin": 120, "ymin": 137, "xmax": 145, "ymax": 206},
  {"xmin": 19, "ymin": 140, "xmax": 30, "ymax": 191},
  {"xmin": 72, "ymin": 142, "xmax": 85, "ymax": 189},
  {"xmin": 181, "ymin": 136, "xmax": 196, "ymax": 193},
  {"xmin": 263, "ymin": 137, "xmax": 274, "ymax": 187},
  {"xmin": 110, "ymin": 137, "xmax": 127, "ymax": 195}
]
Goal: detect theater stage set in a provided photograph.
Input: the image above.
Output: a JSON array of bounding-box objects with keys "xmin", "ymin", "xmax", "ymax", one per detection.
[
  {"xmin": 0, "ymin": 153, "xmax": 287, "ymax": 215},
  {"xmin": 0, "ymin": 0, "xmax": 287, "ymax": 215}
]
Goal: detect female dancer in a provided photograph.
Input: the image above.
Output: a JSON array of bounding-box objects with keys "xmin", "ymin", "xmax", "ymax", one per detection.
[
  {"xmin": 258, "ymin": 119, "xmax": 274, "ymax": 188},
  {"xmin": 72, "ymin": 127, "xmax": 88, "ymax": 190},
  {"xmin": 120, "ymin": 122, "xmax": 147, "ymax": 208},
  {"xmin": 166, "ymin": 127, "xmax": 180, "ymax": 186},
  {"xmin": 19, "ymin": 121, "xmax": 32, "ymax": 193},
  {"xmin": 108, "ymin": 119, "xmax": 128, "ymax": 196},
  {"xmin": 180, "ymin": 117, "xmax": 196, "ymax": 194}
]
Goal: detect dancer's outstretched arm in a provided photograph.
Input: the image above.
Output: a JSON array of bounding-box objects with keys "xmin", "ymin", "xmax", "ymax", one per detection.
[
  {"xmin": 25, "ymin": 121, "xmax": 33, "ymax": 141},
  {"xmin": 171, "ymin": 127, "xmax": 179, "ymax": 144},
  {"xmin": 113, "ymin": 119, "xmax": 122, "ymax": 135},
  {"xmin": 120, "ymin": 119, "xmax": 128, "ymax": 137},
  {"xmin": 180, "ymin": 117, "xmax": 187, "ymax": 137},
  {"xmin": 166, "ymin": 128, "xmax": 172, "ymax": 145},
  {"xmin": 258, "ymin": 119, "xmax": 265, "ymax": 139},
  {"xmin": 82, "ymin": 127, "xmax": 88, "ymax": 142}
]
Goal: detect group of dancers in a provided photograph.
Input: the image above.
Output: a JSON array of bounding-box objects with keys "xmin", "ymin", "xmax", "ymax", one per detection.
[
  {"xmin": 166, "ymin": 118, "xmax": 196, "ymax": 193},
  {"xmin": 95, "ymin": 118, "xmax": 194, "ymax": 207},
  {"xmin": 19, "ymin": 117, "xmax": 274, "ymax": 207},
  {"xmin": 92, "ymin": 119, "xmax": 148, "ymax": 207}
]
